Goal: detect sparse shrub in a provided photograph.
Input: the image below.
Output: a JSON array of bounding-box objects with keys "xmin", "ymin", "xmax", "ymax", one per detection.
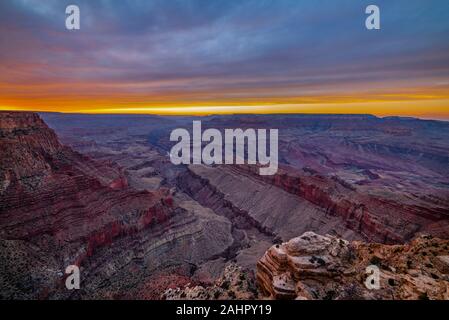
[
  {"xmin": 220, "ymin": 280, "xmax": 230, "ymax": 290},
  {"xmin": 431, "ymin": 273, "xmax": 439, "ymax": 280},
  {"xmin": 407, "ymin": 260, "xmax": 412, "ymax": 268},
  {"xmin": 418, "ymin": 292, "xmax": 429, "ymax": 300},
  {"xmin": 323, "ymin": 290, "xmax": 336, "ymax": 300},
  {"xmin": 370, "ymin": 256, "xmax": 382, "ymax": 266}
]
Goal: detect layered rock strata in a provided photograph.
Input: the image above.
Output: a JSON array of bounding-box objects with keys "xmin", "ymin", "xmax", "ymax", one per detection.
[
  {"xmin": 257, "ymin": 232, "xmax": 449, "ymax": 300},
  {"xmin": 0, "ymin": 112, "xmax": 234, "ymax": 299}
]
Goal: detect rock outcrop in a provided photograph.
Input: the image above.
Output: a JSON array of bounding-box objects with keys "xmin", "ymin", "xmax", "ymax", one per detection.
[
  {"xmin": 257, "ymin": 232, "xmax": 449, "ymax": 300},
  {"xmin": 163, "ymin": 264, "xmax": 258, "ymax": 300}
]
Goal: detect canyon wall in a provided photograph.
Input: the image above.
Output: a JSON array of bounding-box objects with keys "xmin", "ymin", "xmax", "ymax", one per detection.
[{"xmin": 0, "ymin": 112, "xmax": 234, "ymax": 299}]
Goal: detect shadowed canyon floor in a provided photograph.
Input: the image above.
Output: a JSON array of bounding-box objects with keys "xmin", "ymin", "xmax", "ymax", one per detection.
[{"xmin": 1, "ymin": 112, "xmax": 449, "ymax": 299}]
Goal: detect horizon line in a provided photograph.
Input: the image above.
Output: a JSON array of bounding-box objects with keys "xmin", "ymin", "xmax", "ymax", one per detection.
[{"xmin": 1, "ymin": 108, "xmax": 448, "ymax": 122}]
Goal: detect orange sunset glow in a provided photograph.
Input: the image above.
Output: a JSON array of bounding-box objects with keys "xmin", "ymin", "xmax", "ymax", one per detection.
[{"xmin": 0, "ymin": 1, "xmax": 448, "ymax": 119}]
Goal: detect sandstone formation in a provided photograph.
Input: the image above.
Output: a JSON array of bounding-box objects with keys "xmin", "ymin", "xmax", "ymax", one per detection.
[{"xmin": 257, "ymin": 232, "xmax": 449, "ymax": 300}]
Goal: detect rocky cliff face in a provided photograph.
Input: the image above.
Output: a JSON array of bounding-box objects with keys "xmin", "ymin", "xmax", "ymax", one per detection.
[
  {"xmin": 237, "ymin": 165, "xmax": 449, "ymax": 243},
  {"xmin": 0, "ymin": 112, "xmax": 234, "ymax": 299},
  {"xmin": 178, "ymin": 165, "xmax": 361, "ymax": 243},
  {"xmin": 0, "ymin": 112, "xmax": 62, "ymax": 192},
  {"xmin": 257, "ymin": 232, "xmax": 449, "ymax": 300}
]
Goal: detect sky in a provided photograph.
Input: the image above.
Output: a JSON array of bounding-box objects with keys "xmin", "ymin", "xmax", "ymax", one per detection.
[{"xmin": 0, "ymin": 0, "xmax": 448, "ymax": 119}]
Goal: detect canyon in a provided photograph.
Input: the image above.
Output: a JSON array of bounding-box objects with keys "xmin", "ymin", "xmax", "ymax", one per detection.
[{"xmin": 1, "ymin": 111, "xmax": 449, "ymax": 299}]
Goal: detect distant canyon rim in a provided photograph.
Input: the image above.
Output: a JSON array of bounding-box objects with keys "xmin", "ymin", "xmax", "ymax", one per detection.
[{"xmin": 169, "ymin": 120, "xmax": 279, "ymax": 175}]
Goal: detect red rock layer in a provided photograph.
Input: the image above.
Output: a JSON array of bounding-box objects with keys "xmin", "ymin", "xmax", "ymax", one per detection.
[
  {"xmin": 0, "ymin": 112, "xmax": 172, "ymax": 254},
  {"xmin": 235, "ymin": 165, "xmax": 449, "ymax": 243},
  {"xmin": 0, "ymin": 112, "xmax": 234, "ymax": 299}
]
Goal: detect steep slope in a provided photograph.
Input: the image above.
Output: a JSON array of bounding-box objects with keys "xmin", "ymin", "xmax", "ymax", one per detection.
[
  {"xmin": 179, "ymin": 165, "xmax": 361, "ymax": 242},
  {"xmin": 0, "ymin": 112, "xmax": 233, "ymax": 299}
]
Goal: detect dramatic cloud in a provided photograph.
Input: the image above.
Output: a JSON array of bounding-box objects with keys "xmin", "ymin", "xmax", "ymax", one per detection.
[{"xmin": 0, "ymin": 0, "xmax": 448, "ymax": 118}]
